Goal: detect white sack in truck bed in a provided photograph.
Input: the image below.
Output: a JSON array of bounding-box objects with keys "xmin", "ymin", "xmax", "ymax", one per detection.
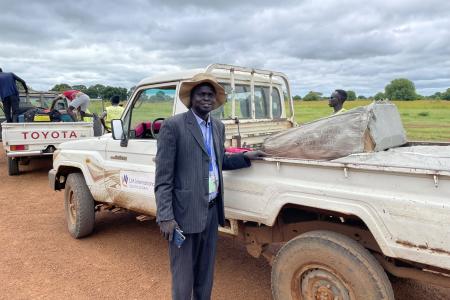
[
  {"xmin": 332, "ymin": 145, "xmax": 450, "ymax": 172},
  {"xmin": 262, "ymin": 101, "xmax": 407, "ymax": 160}
]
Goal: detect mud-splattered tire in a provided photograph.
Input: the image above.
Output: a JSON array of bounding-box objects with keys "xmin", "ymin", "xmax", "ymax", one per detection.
[
  {"xmin": 8, "ymin": 157, "xmax": 19, "ymax": 176},
  {"xmin": 64, "ymin": 173, "xmax": 95, "ymax": 238},
  {"xmin": 271, "ymin": 230, "xmax": 394, "ymax": 300}
]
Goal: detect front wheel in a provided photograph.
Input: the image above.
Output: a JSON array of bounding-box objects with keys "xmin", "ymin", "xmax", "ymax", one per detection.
[
  {"xmin": 271, "ymin": 230, "xmax": 394, "ymax": 300},
  {"xmin": 64, "ymin": 173, "xmax": 95, "ymax": 238},
  {"xmin": 8, "ymin": 157, "xmax": 19, "ymax": 176}
]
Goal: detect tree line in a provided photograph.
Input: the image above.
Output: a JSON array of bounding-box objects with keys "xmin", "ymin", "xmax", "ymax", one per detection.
[
  {"xmin": 295, "ymin": 78, "xmax": 450, "ymax": 101},
  {"xmin": 49, "ymin": 78, "xmax": 450, "ymax": 102},
  {"xmin": 50, "ymin": 83, "xmax": 130, "ymax": 101}
]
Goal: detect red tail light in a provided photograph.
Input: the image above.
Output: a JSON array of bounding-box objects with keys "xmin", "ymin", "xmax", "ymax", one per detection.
[{"xmin": 10, "ymin": 145, "xmax": 27, "ymax": 151}]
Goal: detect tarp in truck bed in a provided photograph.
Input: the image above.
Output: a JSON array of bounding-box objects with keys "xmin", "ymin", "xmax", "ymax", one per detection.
[{"xmin": 263, "ymin": 101, "xmax": 407, "ymax": 160}]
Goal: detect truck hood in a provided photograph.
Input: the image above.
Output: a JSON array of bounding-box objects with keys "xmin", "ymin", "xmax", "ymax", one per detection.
[{"xmin": 57, "ymin": 136, "xmax": 108, "ymax": 151}]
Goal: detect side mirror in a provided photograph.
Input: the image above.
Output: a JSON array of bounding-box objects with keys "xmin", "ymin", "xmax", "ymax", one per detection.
[{"xmin": 111, "ymin": 119, "xmax": 124, "ymax": 140}]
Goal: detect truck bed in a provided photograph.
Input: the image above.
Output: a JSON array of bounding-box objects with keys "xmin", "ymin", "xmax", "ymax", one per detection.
[{"xmin": 221, "ymin": 148, "xmax": 450, "ymax": 270}]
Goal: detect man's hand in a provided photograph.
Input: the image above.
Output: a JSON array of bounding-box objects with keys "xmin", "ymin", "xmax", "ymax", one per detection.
[
  {"xmin": 243, "ymin": 150, "xmax": 268, "ymax": 160},
  {"xmin": 159, "ymin": 219, "xmax": 178, "ymax": 241}
]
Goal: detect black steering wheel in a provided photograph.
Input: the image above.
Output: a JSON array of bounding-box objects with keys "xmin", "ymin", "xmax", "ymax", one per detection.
[{"xmin": 151, "ymin": 118, "xmax": 165, "ymax": 139}]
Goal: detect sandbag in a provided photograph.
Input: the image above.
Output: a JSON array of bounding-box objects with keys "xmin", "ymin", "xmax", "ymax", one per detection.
[
  {"xmin": 262, "ymin": 101, "xmax": 407, "ymax": 160},
  {"xmin": 49, "ymin": 109, "xmax": 62, "ymax": 122},
  {"xmin": 23, "ymin": 108, "xmax": 72, "ymax": 122}
]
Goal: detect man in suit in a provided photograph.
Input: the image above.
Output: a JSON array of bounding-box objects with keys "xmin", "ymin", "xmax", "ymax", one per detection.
[{"xmin": 155, "ymin": 73, "xmax": 265, "ymax": 300}]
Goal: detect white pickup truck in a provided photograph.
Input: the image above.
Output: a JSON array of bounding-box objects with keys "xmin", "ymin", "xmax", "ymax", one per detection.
[
  {"xmin": 2, "ymin": 91, "xmax": 100, "ymax": 175},
  {"xmin": 49, "ymin": 64, "xmax": 450, "ymax": 299}
]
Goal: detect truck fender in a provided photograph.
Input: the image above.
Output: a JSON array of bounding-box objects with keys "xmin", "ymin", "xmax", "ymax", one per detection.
[
  {"xmin": 264, "ymin": 194, "xmax": 395, "ymax": 257},
  {"xmin": 53, "ymin": 161, "xmax": 92, "ymax": 189}
]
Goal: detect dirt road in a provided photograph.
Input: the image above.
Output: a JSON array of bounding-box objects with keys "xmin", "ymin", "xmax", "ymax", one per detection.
[{"xmin": 0, "ymin": 153, "xmax": 449, "ymax": 299}]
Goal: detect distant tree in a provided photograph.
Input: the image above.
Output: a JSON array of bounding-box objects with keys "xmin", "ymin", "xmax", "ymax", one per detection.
[
  {"xmin": 51, "ymin": 83, "xmax": 72, "ymax": 92},
  {"xmin": 429, "ymin": 92, "xmax": 442, "ymax": 100},
  {"xmin": 102, "ymin": 86, "xmax": 128, "ymax": 101},
  {"xmin": 72, "ymin": 85, "xmax": 87, "ymax": 93},
  {"xmin": 346, "ymin": 90, "xmax": 357, "ymax": 101},
  {"xmin": 118, "ymin": 87, "xmax": 128, "ymax": 101},
  {"xmin": 293, "ymin": 95, "xmax": 302, "ymax": 101},
  {"xmin": 357, "ymin": 95, "xmax": 367, "ymax": 100},
  {"xmin": 374, "ymin": 92, "xmax": 385, "ymax": 100},
  {"xmin": 303, "ymin": 91, "xmax": 322, "ymax": 101},
  {"xmin": 86, "ymin": 84, "xmax": 106, "ymax": 99},
  {"xmin": 442, "ymin": 88, "xmax": 450, "ymax": 100},
  {"xmin": 384, "ymin": 78, "xmax": 416, "ymax": 100},
  {"xmin": 102, "ymin": 86, "xmax": 116, "ymax": 100},
  {"xmin": 149, "ymin": 90, "xmax": 169, "ymax": 102},
  {"xmin": 128, "ymin": 86, "xmax": 136, "ymax": 99}
]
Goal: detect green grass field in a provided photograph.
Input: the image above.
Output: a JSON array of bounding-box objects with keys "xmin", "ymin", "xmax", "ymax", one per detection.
[
  {"xmin": 294, "ymin": 100, "xmax": 450, "ymax": 141},
  {"xmin": 89, "ymin": 100, "xmax": 450, "ymax": 142}
]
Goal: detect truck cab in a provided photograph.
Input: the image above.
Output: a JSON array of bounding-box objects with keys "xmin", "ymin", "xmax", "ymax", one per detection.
[
  {"xmin": 84, "ymin": 64, "xmax": 296, "ymax": 217},
  {"xmin": 114, "ymin": 64, "xmax": 295, "ymax": 148}
]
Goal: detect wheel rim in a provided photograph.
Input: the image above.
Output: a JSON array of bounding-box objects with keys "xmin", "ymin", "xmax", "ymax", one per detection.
[
  {"xmin": 68, "ymin": 190, "xmax": 77, "ymax": 225},
  {"xmin": 292, "ymin": 264, "xmax": 353, "ymax": 300}
]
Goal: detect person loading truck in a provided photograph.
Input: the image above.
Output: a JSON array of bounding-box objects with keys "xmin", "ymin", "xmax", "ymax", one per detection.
[
  {"xmin": 56, "ymin": 90, "xmax": 93, "ymax": 121},
  {"xmin": 0, "ymin": 67, "xmax": 29, "ymax": 122}
]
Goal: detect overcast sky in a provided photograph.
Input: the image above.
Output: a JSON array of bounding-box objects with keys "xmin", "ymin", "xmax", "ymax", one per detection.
[{"xmin": 1, "ymin": 0, "xmax": 449, "ymax": 96}]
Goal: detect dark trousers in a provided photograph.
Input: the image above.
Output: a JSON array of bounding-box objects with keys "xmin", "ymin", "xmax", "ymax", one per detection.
[
  {"xmin": 169, "ymin": 205, "xmax": 219, "ymax": 300},
  {"xmin": 2, "ymin": 94, "xmax": 19, "ymax": 122}
]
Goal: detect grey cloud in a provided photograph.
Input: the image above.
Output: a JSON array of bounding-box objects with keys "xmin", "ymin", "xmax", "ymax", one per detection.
[{"xmin": 0, "ymin": 0, "xmax": 449, "ymax": 96}]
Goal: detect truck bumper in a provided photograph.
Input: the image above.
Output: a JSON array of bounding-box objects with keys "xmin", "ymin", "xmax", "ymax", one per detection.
[
  {"xmin": 7, "ymin": 151, "xmax": 53, "ymax": 158},
  {"xmin": 48, "ymin": 169, "xmax": 57, "ymax": 190}
]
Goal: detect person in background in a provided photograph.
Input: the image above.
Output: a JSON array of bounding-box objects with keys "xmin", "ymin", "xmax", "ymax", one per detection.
[
  {"xmin": 155, "ymin": 73, "xmax": 266, "ymax": 300},
  {"xmin": 101, "ymin": 95, "xmax": 124, "ymax": 132},
  {"xmin": 58, "ymin": 90, "xmax": 92, "ymax": 121},
  {"xmin": 0, "ymin": 68, "xmax": 28, "ymax": 122},
  {"xmin": 328, "ymin": 89, "xmax": 348, "ymax": 114}
]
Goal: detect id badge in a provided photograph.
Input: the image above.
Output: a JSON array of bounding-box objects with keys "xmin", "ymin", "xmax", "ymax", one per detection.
[{"xmin": 208, "ymin": 172, "xmax": 218, "ymax": 193}]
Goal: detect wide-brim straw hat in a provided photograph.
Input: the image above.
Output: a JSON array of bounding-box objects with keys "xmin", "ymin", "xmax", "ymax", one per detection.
[{"xmin": 179, "ymin": 73, "xmax": 226, "ymax": 110}]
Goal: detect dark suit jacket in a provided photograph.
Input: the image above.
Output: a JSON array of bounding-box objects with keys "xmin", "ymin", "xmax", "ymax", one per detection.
[{"xmin": 155, "ymin": 110, "xmax": 250, "ymax": 234}]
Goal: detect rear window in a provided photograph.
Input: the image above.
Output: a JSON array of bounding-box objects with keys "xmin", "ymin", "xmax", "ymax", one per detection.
[
  {"xmin": 212, "ymin": 83, "xmax": 282, "ymax": 120},
  {"xmin": 19, "ymin": 94, "xmax": 57, "ymax": 109}
]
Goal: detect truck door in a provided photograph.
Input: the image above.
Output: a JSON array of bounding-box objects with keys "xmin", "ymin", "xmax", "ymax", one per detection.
[{"xmin": 104, "ymin": 83, "xmax": 178, "ymax": 215}]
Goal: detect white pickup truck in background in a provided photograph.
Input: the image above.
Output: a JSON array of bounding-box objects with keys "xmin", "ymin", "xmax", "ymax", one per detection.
[
  {"xmin": 49, "ymin": 64, "xmax": 450, "ymax": 300},
  {"xmin": 1, "ymin": 91, "xmax": 100, "ymax": 175}
]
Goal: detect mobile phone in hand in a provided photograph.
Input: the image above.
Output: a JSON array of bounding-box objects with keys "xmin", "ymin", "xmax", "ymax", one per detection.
[{"xmin": 173, "ymin": 228, "xmax": 186, "ymax": 248}]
